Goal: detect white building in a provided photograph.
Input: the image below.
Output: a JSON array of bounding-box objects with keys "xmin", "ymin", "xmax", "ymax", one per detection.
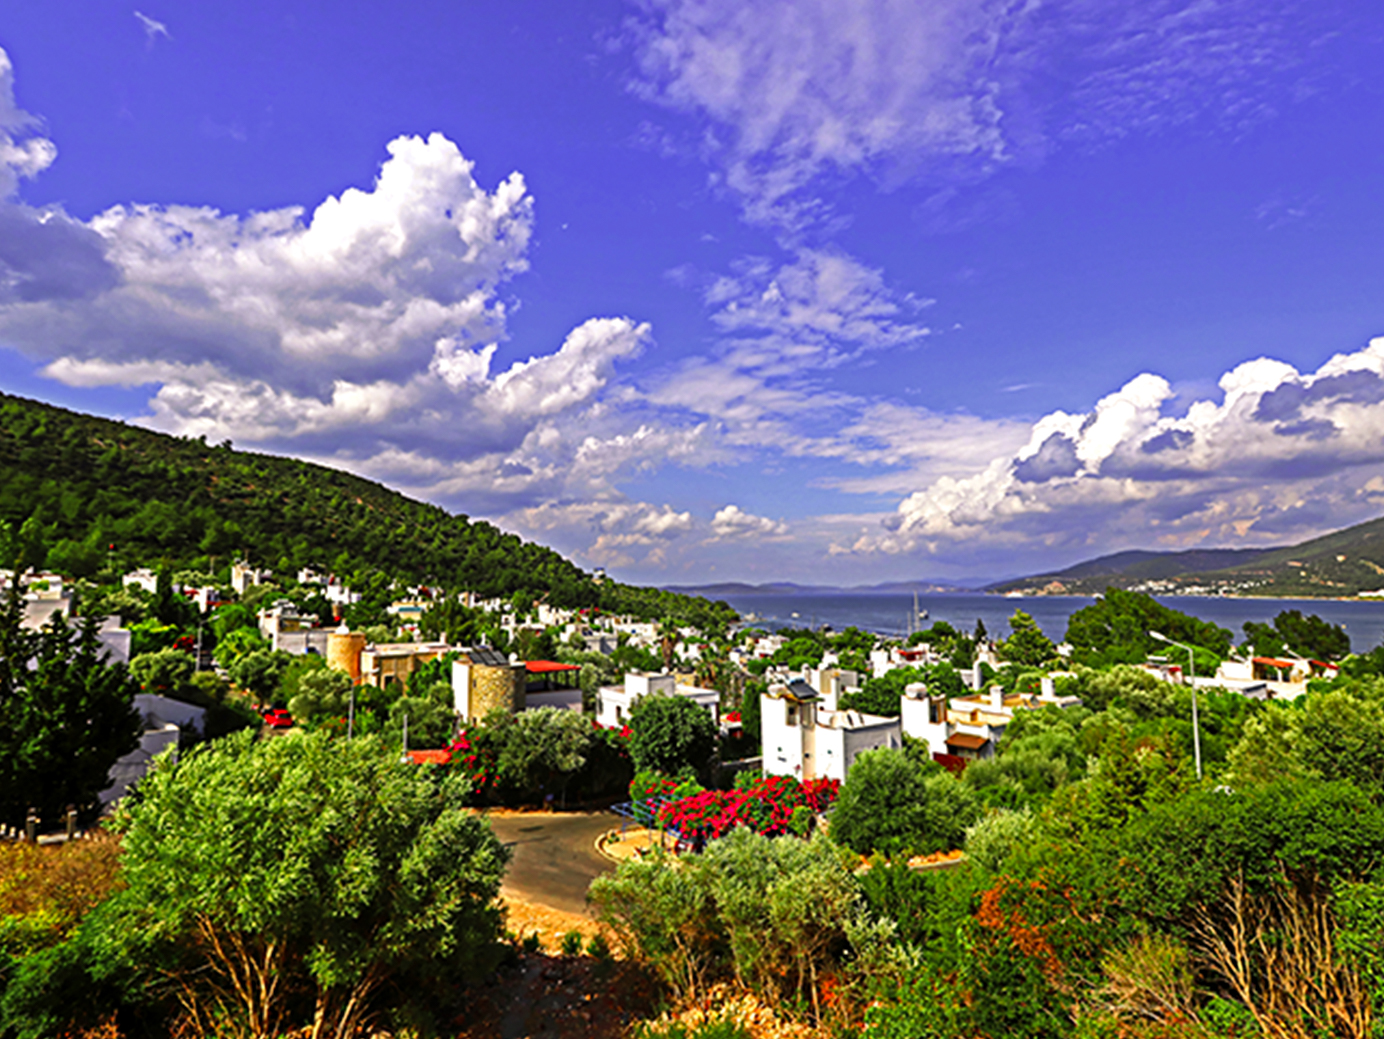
[
  {"xmin": 595, "ymin": 672, "xmax": 720, "ymax": 727},
  {"xmin": 1207, "ymin": 655, "xmax": 1324, "ymax": 700},
  {"xmin": 761, "ymin": 679, "xmax": 901, "ymax": 783},
  {"xmin": 258, "ymin": 601, "xmax": 330, "ymax": 656},
  {"xmin": 231, "ymin": 562, "xmax": 269, "ymax": 596},
  {"xmin": 122, "ymin": 568, "xmax": 159, "ymax": 595},
  {"xmin": 902, "ymin": 676, "xmax": 1082, "ymax": 762},
  {"xmin": 102, "ymin": 694, "xmax": 207, "ymax": 808}
]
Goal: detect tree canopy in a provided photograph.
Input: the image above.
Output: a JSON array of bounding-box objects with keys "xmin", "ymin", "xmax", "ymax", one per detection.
[{"xmin": 628, "ymin": 694, "xmax": 719, "ymax": 778}]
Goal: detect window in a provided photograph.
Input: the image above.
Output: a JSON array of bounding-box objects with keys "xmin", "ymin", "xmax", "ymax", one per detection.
[{"xmin": 786, "ymin": 704, "xmax": 798, "ymax": 726}]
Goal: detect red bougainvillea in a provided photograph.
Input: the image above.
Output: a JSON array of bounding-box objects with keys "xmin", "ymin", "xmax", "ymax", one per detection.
[
  {"xmin": 446, "ymin": 730, "xmax": 495, "ymax": 792},
  {"xmin": 657, "ymin": 775, "xmax": 840, "ymax": 842}
]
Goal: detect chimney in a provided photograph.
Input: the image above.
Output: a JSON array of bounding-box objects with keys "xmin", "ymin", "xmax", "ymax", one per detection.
[{"xmin": 989, "ymin": 685, "xmax": 1004, "ymax": 709}]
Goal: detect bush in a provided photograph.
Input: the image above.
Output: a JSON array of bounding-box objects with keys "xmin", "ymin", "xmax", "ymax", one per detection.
[
  {"xmin": 590, "ymin": 828, "xmax": 862, "ymax": 1011},
  {"xmin": 560, "ymin": 930, "xmax": 584, "ymax": 956},
  {"xmin": 829, "ymin": 750, "xmax": 926, "ymax": 855},
  {"xmin": 965, "ymin": 809, "xmax": 1036, "ymax": 873}
]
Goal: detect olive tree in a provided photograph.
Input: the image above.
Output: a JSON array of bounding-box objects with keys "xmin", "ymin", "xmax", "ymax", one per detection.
[{"xmin": 112, "ymin": 730, "xmax": 509, "ymax": 1038}]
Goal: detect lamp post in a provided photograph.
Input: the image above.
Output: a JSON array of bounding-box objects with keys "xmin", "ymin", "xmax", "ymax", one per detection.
[{"xmin": 1150, "ymin": 630, "xmax": 1201, "ymax": 779}]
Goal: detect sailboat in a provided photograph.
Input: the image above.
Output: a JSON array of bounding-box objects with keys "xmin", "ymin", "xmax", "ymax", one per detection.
[{"xmin": 906, "ymin": 591, "xmax": 929, "ymax": 636}]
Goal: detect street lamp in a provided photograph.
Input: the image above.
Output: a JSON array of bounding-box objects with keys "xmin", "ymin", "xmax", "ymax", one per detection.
[{"xmin": 1150, "ymin": 630, "xmax": 1201, "ymax": 779}]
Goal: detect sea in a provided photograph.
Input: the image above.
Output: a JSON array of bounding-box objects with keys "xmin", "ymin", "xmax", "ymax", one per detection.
[{"xmin": 718, "ymin": 591, "xmax": 1384, "ymax": 655}]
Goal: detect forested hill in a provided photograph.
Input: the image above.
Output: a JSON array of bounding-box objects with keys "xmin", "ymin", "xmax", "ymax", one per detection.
[
  {"xmin": 0, "ymin": 392, "xmax": 733, "ymax": 626},
  {"xmin": 990, "ymin": 512, "xmax": 1384, "ymax": 598}
]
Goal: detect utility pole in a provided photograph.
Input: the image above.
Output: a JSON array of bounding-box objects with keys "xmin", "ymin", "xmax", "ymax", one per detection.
[{"xmin": 1150, "ymin": 630, "xmax": 1201, "ymax": 779}]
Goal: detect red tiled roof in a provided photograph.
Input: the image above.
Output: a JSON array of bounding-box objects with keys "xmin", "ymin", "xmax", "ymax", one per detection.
[
  {"xmin": 525, "ymin": 660, "xmax": 582, "ymax": 673},
  {"xmin": 406, "ymin": 750, "xmax": 452, "ymax": 765},
  {"xmin": 946, "ymin": 733, "xmax": 989, "ymax": 751},
  {"xmin": 1253, "ymin": 657, "xmax": 1298, "ymax": 668}
]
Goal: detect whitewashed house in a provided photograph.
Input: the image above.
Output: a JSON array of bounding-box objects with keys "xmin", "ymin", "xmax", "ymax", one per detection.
[
  {"xmin": 595, "ymin": 672, "xmax": 719, "ymax": 727},
  {"xmin": 761, "ymin": 678, "xmax": 901, "ymax": 783},
  {"xmin": 902, "ymin": 676, "xmax": 1082, "ymax": 762}
]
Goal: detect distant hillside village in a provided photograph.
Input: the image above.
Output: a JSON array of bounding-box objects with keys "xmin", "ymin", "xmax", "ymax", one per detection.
[{"xmin": 1, "ymin": 557, "xmax": 1357, "ymax": 822}]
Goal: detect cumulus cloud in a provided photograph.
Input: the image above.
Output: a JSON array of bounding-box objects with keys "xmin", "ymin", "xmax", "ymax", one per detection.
[
  {"xmin": 843, "ymin": 339, "xmax": 1384, "ymax": 559},
  {"xmin": 0, "ymin": 126, "xmax": 670, "ymax": 476},
  {"xmin": 710, "ymin": 504, "xmax": 789, "ymax": 540},
  {"xmin": 513, "ymin": 499, "xmax": 696, "ymax": 568},
  {"xmin": 0, "ymin": 47, "xmax": 714, "ymax": 569},
  {"xmin": 627, "ymin": 0, "xmax": 1350, "ymax": 228}
]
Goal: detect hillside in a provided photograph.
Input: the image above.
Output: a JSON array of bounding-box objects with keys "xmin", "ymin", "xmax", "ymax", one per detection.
[
  {"xmin": 990, "ymin": 514, "xmax": 1384, "ymax": 598},
  {"xmin": 0, "ymin": 392, "xmax": 734, "ymax": 627}
]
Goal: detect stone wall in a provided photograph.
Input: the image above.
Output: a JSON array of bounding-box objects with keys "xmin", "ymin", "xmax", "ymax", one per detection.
[{"xmin": 470, "ymin": 664, "xmax": 526, "ymax": 716}]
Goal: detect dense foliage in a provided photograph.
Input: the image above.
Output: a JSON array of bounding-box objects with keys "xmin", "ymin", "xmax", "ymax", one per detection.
[
  {"xmin": 0, "ymin": 591, "xmax": 140, "ymax": 830},
  {"xmin": 0, "ymin": 731, "xmax": 510, "ymax": 1038},
  {"xmin": 1064, "ymin": 587, "xmax": 1233, "ymax": 667},
  {"xmin": 628, "ymin": 693, "xmax": 720, "ymax": 779}
]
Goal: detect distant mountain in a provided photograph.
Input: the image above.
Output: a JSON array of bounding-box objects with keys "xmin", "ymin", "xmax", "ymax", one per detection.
[{"xmin": 989, "ymin": 515, "xmax": 1384, "ymax": 598}]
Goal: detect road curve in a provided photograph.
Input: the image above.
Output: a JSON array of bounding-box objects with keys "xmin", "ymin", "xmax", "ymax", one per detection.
[{"xmin": 486, "ymin": 810, "xmax": 616, "ymax": 916}]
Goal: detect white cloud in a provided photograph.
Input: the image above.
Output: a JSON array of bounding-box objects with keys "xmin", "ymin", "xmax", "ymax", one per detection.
[
  {"xmin": 627, "ymin": 0, "xmax": 1010, "ymax": 227},
  {"xmin": 0, "ymin": 49, "xmax": 56, "ymax": 200},
  {"xmin": 512, "ymin": 499, "xmax": 695, "ymax": 568},
  {"xmin": 844, "ymin": 338, "xmax": 1384, "ymax": 559},
  {"xmin": 648, "ymin": 248, "xmax": 931, "ymax": 455},
  {"xmin": 626, "ymin": 0, "xmax": 1347, "ymax": 229},
  {"xmin": 711, "ymin": 504, "xmax": 789, "ymax": 540},
  {"xmin": 134, "ymin": 11, "xmax": 172, "ymax": 45}
]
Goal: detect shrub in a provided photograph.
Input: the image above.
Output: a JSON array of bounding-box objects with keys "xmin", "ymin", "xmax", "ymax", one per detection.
[
  {"xmin": 829, "ymin": 749, "xmax": 979, "ymax": 857},
  {"xmin": 590, "ymin": 828, "xmax": 863, "ymax": 1014},
  {"xmin": 657, "ymin": 775, "xmax": 838, "ymax": 843},
  {"xmin": 560, "ymin": 930, "xmax": 584, "ymax": 956}
]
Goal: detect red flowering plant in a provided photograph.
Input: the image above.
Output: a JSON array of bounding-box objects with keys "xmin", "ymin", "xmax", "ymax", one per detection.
[
  {"xmin": 446, "ymin": 729, "xmax": 496, "ymax": 797},
  {"xmin": 629, "ymin": 771, "xmax": 686, "ymax": 826},
  {"xmin": 657, "ymin": 774, "xmax": 841, "ymax": 844}
]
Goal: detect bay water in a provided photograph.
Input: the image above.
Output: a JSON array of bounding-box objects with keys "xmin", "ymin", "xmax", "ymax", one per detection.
[{"xmin": 718, "ymin": 591, "xmax": 1384, "ymax": 655}]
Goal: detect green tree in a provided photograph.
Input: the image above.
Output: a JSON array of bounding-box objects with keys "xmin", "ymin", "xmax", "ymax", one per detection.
[
  {"xmin": 829, "ymin": 747, "xmax": 976, "ymax": 856},
  {"xmin": 628, "ymin": 694, "xmax": 718, "ymax": 778},
  {"xmin": 128, "ymin": 648, "xmax": 195, "ymax": 698},
  {"xmin": 999, "ymin": 610, "xmax": 1057, "ymax": 667},
  {"xmin": 386, "ymin": 696, "xmax": 456, "ymax": 749},
  {"xmin": 1064, "ymin": 587, "xmax": 1231, "ymax": 667},
  {"xmin": 471, "ymin": 707, "xmax": 593, "ymax": 801},
  {"xmin": 1272, "ymin": 608, "xmax": 1351, "ymax": 661},
  {"xmin": 657, "ymin": 617, "xmax": 681, "ymax": 672},
  {"xmin": 0, "ymin": 595, "xmax": 141, "ymax": 828},
  {"xmin": 212, "ymin": 626, "xmax": 267, "ymax": 669},
  {"xmin": 228, "ymin": 649, "xmax": 292, "ymax": 704},
  {"xmin": 287, "ymin": 666, "xmax": 354, "ymax": 727},
  {"xmin": 111, "ymin": 730, "xmax": 509, "ymax": 1037}
]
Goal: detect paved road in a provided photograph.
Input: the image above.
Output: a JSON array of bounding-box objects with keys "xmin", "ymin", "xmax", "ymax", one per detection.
[{"xmin": 486, "ymin": 811, "xmax": 615, "ymax": 915}]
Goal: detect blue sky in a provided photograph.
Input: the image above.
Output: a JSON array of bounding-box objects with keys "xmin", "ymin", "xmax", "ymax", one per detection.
[{"xmin": 3, "ymin": 0, "xmax": 1384, "ymax": 585}]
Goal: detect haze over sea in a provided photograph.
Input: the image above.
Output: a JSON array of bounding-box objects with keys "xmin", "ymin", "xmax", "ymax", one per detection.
[{"xmin": 719, "ymin": 592, "xmax": 1384, "ymax": 655}]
